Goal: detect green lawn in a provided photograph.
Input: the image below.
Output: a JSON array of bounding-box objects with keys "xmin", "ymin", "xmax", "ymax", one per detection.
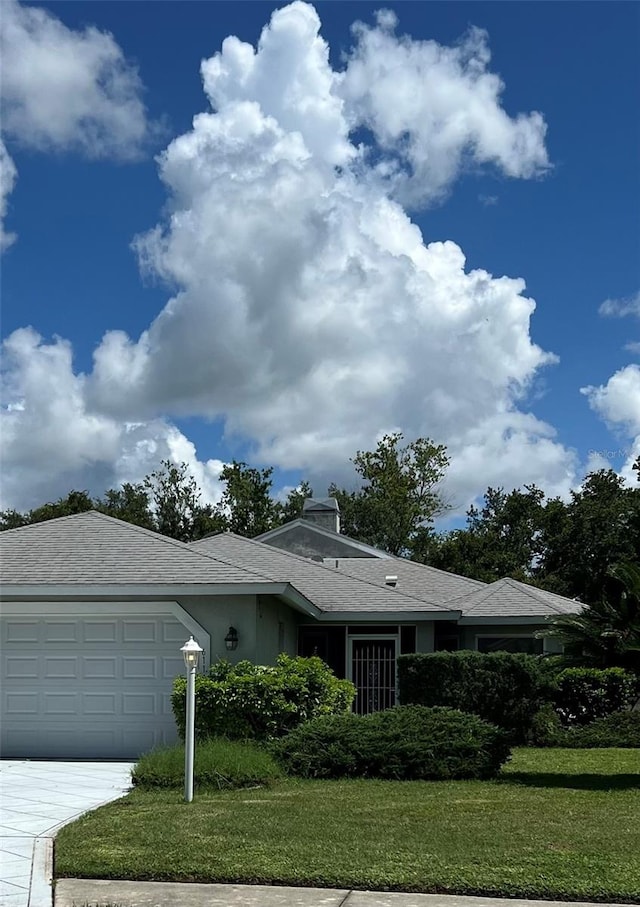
[{"xmin": 55, "ymin": 748, "xmax": 640, "ymax": 902}]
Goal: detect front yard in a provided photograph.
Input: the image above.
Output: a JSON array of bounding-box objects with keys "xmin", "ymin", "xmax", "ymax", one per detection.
[{"xmin": 55, "ymin": 748, "xmax": 640, "ymax": 902}]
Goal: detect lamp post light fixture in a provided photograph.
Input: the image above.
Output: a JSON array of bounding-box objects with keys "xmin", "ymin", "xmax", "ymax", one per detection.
[
  {"xmin": 180, "ymin": 635, "xmax": 203, "ymax": 803},
  {"xmin": 224, "ymin": 626, "xmax": 239, "ymax": 651}
]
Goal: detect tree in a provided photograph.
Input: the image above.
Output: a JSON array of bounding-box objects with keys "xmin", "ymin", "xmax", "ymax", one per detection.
[
  {"xmin": 330, "ymin": 433, "xmax": 449, "ymax": 556},
  {"xmin": 539, "ymin": 469, "xmax": 640, "ymax": 602},
  {"xmin": 97, "ymin": 483, "xmax": 155, "ymax": 531},
  {"xmin": 422, "ymin": 485, "xmax": 550, "ymax": 582},
  {"xmin": 143, "ymin": 460, "xmax": 219, "ymax": 542},
  {"xmin": 277, "ymin": 480, "xmax": 314, "ymax": 525},
  {"xmin": 217, "ymin": 461, "xmax": 282, "ymax": 537},
  {"xmin": 542, "ymin": 561, "xmax": 640, "ymax": 674}
]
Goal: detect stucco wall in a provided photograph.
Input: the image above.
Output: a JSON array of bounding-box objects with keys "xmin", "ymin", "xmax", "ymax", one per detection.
[
  {"xmin": 255, "ymin": 595, "xmax": 300, "ymax": 664},
  {"xmin": 176, "ymin": 594, "xmax": 259, "ymax": 670}
]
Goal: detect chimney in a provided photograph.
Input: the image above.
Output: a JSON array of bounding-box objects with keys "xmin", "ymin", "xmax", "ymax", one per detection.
[{"xmin": 301, "ymin": 497, "xmax": 341, "ymax": 534}]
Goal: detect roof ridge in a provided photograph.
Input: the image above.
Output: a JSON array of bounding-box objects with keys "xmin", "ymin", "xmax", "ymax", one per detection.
[
  {"xmin": 192, "ymin": 533, "xmax": 461, "ymax": 614},
  {"xmin": 500, "ymin": 577, "xmax": 573, "ymax": 615}
]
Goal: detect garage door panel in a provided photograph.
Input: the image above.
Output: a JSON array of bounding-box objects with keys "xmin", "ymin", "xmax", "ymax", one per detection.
[
  {"xmin": 1, "ymin": 612, "xmax": 197, "ymax": 758},
  {"xmin": 83, "ymin": 656, "xmax": 118, "ymax": 679},
  {"xmin": 45, "ymin": 622, "xmax": 78, "ymax": 643},
  {"xmin": 45, "ymin": 656, "xmax": 77, "ymax": 678},
  {"xmin": 5, "ymin": 692, "xmax": 39, "ymax": 714},
  {"xmin": 5, "ymin": 656, "xmax": 38, "ymax": 678},
  {"xmin": 83, "ymin": 621, "xmax": 118, "ymax": 643},
  {"xmin": 5, "ymin": 621, "xmax": 39, "ymax": 643},
  {"xmin": 83, "ymin": 693, "xmax": 117, "ymax": 715},
  {"xmin": 123, "ymin": 620, "xmax": 157, "ymax": 642}
]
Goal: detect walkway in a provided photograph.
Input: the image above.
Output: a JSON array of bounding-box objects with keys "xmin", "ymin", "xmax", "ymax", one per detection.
[{"xmin": 0, "ymin": 760, "xmax": 132, "ymax": 907}]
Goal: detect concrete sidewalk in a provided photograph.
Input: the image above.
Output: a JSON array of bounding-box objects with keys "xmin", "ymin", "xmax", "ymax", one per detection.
[
  {"xmin": 0, "ymin": 760, "xmax": 133, "ymax": 907},
  {"xmin": 54, "ymin": 880, "xmax": 633, "ymax": 907}
]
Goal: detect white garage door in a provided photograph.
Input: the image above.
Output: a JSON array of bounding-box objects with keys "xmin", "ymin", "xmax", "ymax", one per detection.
[{"xmin": 0, "ymin": 608, "xmax": 202, "ymax": 759}]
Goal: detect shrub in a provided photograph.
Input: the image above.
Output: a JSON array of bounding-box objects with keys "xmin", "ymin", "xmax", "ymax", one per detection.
[
  {"xmin": 398, "ymin": 652, "xmax": 550, "ymax": 743},
  {"xmin": 172, "ymin": 654, "xmax": 356, "ymax": 742},
  {"xmin": 561, "ymin": 710, "xmax": 640, "ymax": 748},
  {"xmin": 273, "ymin": 705, "xmax": 511, "ymax": 780},
  {"xmin": 553, "ymin": 667, "xmax": 638, "ymax": 727},
  {"xmin": 132, "ymin": 737, "xmax": 283, "ymax": 789},
  {"xmin": 528, "ymin": 704, "xmax": 565, "ymax": 747}
]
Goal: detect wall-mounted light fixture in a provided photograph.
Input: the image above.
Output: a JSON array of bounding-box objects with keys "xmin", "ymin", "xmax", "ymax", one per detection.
[{"xmin": 224, "ymin": 626, "xmax": 239, "ymax": 651}]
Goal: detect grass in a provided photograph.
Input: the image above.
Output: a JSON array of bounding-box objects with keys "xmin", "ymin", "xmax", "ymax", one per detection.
[
  {"xmin": 132, "ymin": 738, "xmax": 282, "ymax": 790},
  {"xmin": 55, "ymin": 748, "xmax": 640, "ymax": 902}
]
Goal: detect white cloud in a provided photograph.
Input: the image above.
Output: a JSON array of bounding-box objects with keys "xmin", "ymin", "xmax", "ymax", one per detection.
[
  {"xmin": 582, "ymin": 365, "xmax": 640, "ymax": 486},
  {"xmin": 0, "ymin": 0, "xmax": 152, "ymax": 159},
  {"xmin": 0, "ymin": 140, "xmax": 17, "ymax": 251},
  {"xmin": 599, "ymin": 291, "xmax": 640, "ymax": 319},
  {"xmin": 339, "ymin": 13, "xmax": 549, "ymax": 206},
  {"xmin": 588, "ymin": 291, "xmax": 640, "ymax": 484},
  {"xmin": 3, "ymin": 3, "xmax": 576, "ymax": 513},
  {"xmin": 582, "ymin": 365, "xmax": 640, "ymax": 436},
  {"xmin": 0, "ymin": 0, "xmax": 155, "ymax": 249},
  {"xmin": 0, "ymin": 328, "xmax": 225, "ymax": 510}
]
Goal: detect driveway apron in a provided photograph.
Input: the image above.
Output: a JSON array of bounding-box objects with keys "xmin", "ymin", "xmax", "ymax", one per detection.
[{"xmin": 0, "ymin": 760, "xmax": 132, "ymax": 907}]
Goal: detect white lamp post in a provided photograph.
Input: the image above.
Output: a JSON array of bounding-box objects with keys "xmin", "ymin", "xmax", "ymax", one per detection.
[{"xmin": 180, "ymin": 635, "xmax": 203, "ymax": 803}]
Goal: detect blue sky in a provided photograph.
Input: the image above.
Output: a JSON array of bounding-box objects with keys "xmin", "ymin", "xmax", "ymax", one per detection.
[{"xmin": 1, "ymin": 0, "xmax": 639, "ymax": 518}]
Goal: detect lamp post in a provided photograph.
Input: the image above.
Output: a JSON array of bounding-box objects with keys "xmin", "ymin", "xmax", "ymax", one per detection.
[{"xmin": 180, "ymin": 635, "xmax": 203, "ymax": 803}]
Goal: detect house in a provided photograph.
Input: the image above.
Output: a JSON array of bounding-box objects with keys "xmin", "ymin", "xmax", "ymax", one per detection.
[{"xmin": 0, "ymin": 504, "xmax": 581, "ymax": 759}]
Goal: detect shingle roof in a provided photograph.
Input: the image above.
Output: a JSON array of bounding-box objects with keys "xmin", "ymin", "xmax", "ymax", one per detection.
[
  {"xmin": 452, "ymin": 577, "xmax": 583, "ymax": 618},
  {"xmin": 190, "ymin": 533, "xmax": 459, "ymax": 614},
  {"xmin": 322, "ymin": 557, "xmax": 485, "ymax": 604},
  {"xmin": 0, "ymin": 511, "xmax": 274, "ymax": 586}
]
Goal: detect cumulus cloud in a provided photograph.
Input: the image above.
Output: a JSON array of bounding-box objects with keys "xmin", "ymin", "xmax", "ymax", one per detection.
[
  {"xmin": 2, "ymin": 2, "xmax": 576, "ymax": 512},
  {"xmin": 339, "ymin": 11, "xmax": 549, "ymax": 205},
  {"xmin": 0, "ymin": 328, "xmax": 225, "ymax": 510},
  {"xmin": 0, "ymin": 0, "xmax": 154, "ymax": 248},
  {"xmin": 0, "ymin": 140, "xmax": 17, "ymax": 251},
  {"xmin": 582, "ymin": 365, "xmax": 640, "ymax": 485},
  {"xmin": 587, "ymin": 290, "xmax": 640, "ymax": 484},
  {"xmin": 0, "ymin": 0, "xmax": 151, "ymax": 158}
]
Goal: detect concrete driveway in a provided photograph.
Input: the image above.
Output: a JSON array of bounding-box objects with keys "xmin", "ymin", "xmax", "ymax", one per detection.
[{"xmin": 0, "ymin": 760, "xmax": 133, "ymax": 907}]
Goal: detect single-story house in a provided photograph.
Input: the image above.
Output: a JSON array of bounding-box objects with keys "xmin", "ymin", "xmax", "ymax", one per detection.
[{"xmin": 0, "ymin": 500, "xmax": 581, "ymax": 759}]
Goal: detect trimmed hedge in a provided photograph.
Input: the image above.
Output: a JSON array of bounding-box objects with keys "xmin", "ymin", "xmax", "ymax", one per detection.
[
  {"xmin": 398, "ymin": 651, "xmax": 550, "ymax": 742},
  {"xmin": 562, "ymin": 710, "xmax": 640, "ymax": 748},
  {"xmin": 172, "ymin": 654, "xmax": 355, "ymax": 742},
  {"xmin": 553, "ymin": 667, "xmax": 638, "ymax": 727},
  {"xmin": 273, "ymin": 705, "xmax": 511, "ymax": 780}
]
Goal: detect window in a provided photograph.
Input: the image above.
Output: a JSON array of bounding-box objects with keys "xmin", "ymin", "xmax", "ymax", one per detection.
[{"xmin": 476, "ymin": 636, "xmax": 543, "ymax": 655}]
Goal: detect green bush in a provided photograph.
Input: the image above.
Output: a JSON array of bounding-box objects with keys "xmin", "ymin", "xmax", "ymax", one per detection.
[
  {"xmin": 172, "ymin": 654, "xmax": 356, "ymax": 742},
  {"xmin": 528, "ymin": 704, "xmax": 566, "ymax": 747},
  {"xmin": 561, "ymin": 710, "xmax": 640, "ymax": 748},
  {"xmin": 273, "ymin": 705, "xmax": 511, "ymax": 780},
  {"xmin": 398, "ymin": 652, "xmax": 550, "ymax": 743},
  {"xmin": 553, "ymin": 667, "xmax": 638, "ymax": 727},
  {"xmin": 132, "ymin": 737, "xmax": 283, "ymax": 789}
]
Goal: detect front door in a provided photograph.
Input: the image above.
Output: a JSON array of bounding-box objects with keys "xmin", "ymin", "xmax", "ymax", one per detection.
[{"xmin": 349, "ymin": 636, "xmax": 397, "ymax": 715}]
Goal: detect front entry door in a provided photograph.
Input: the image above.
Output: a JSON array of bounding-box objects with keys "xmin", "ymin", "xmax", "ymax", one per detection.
[{"xmin": 349, "ymin": 637, "xmax": 397, "ymax": 715}]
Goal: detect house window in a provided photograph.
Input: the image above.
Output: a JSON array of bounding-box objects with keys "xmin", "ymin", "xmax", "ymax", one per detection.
[
  {"xmin": 476, "ymin": 636, "xmax": 543, "ymax": 655},
  {"xmin": 435, "ymin": 635, "xmax": 459, "ymax": 652},
  {"xmin": 298, "ymin": 626, "xmax": 346, "ymax": 677}
]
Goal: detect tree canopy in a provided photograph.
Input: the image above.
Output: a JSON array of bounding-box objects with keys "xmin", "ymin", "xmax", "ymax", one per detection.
[{"xmin": 329, "ymin": 433, "xmax": 450, "ymax": 556}]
